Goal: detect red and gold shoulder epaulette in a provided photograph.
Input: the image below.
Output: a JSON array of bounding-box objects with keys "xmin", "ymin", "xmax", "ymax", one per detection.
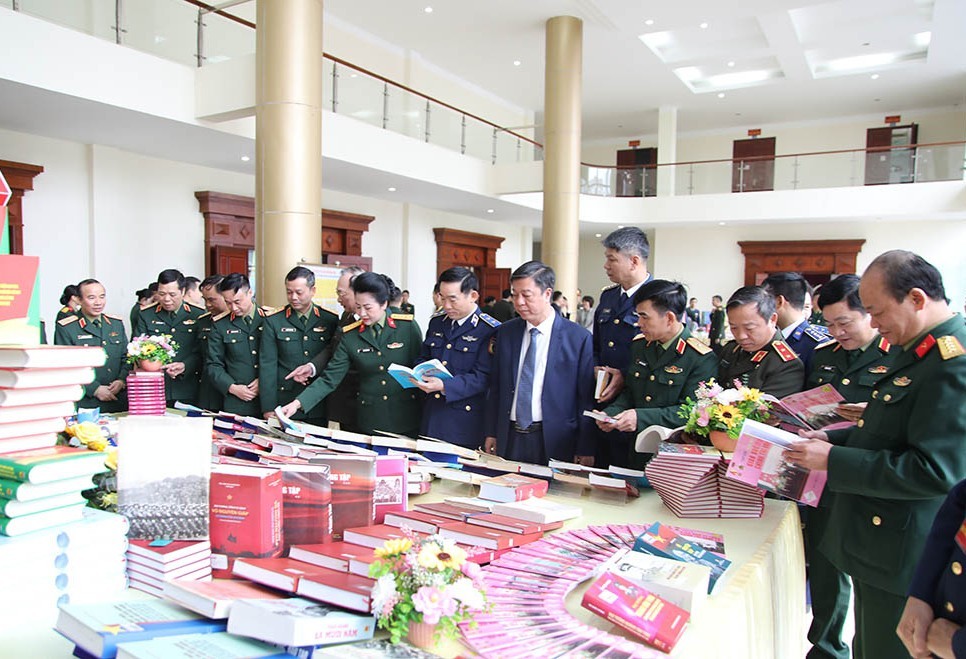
[
  {"xmin": 59, "ymin": 305, "xmax": 71, "ymax": 314},
  {"xmin": 104, "ymin": 313, "xmax": 123, "ymax": 323},
  {"xmin": 751, "ymin": 350, "xmax": 768, "ymax": 363},
  {"xmin": 937, "ymin": 335, "xmax": 965, "ymax": 361},
  {"xmin": 212, "ymin": 311, "xmax": 230, "ymax": 322},
  {"xmin": 257, "ymin": 307, "xmax": 268, "ymax": 317},
  {"xmin": 815, "ymin": 339, "xmax": 837, "ymax": 351},
  {"xmin": 632, "ymin": 333, "xmax": 646, "ymax": 342},
  {"xmin": 58, "ymin": 315, "xmax": 79, "ymax": 326},
  {"xmin": 392, "ymin": 314, "xmax": 414, "ymax": 321},
  {"xmin": 772, "ymin": 341, "xmax": 798, "ymax": 363},
  {"xmin": 140, "ymin": 302, "xmax": 157, "ymax": 311},
  {"xmin": 914, "ymin": 334, "xmax": 937, "ymax": 359},
  {"xmin": 266, "ymin": 307, "xmax": 285, "ymax": 317},
  {"xmin": 686, "ymin": 337, "xmax": 712, "ymax": 355},
  {"xmin": 343, "ymin": 320, "xmax": 363, "ymax": 333},
  {"xmin": 878, "ymin": 337, "xmax": 891, "ymax": 353}
]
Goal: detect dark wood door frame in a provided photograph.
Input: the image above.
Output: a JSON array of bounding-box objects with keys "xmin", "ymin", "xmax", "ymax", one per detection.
[
  {"xmin": 0, "ymin": 159, "xmax": 45, "ymax": 255},
  {"xmin": 738, "ymin": 239, "xmax": 866, "ymax": 286}
]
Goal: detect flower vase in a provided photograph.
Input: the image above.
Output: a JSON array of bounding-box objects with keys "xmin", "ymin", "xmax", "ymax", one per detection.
[
  {"xmin": 709, "ymin": 430, "xmax": 737, "ymax": 453},
  {"xmin": 137, "ymin": 359, "xmax": 163, "ymax": 372},
  {"xmin": 406, "ymin": 621, "xmax": 439, "ymax": 650}
]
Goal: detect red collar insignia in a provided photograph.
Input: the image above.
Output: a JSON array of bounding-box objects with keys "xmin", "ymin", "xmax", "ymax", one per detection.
[
  {"xmin": 878, "ymin": 337, "xmax": 891, "ymax": 353},
  {"xmin": 914, "ymin": 334, "xmax": 936, "ymax": 359},
  {"xmin": 387, "ymin": 316, "xmax": 397, "ymax": 329},
  {"xmin": 285, "ymin": 307, "xmax": 292, "ymax": 318},
  {"xmin": 751, "ymin": 350, "xmax": 768, "ymax": 363},
  {"xmin": 676, "ymin": 338, "xmax": 687, "ymax": 355}
]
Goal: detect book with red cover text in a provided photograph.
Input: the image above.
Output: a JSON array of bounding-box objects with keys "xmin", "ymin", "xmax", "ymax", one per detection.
[
  {"xmin": 342, "ymin": 524, "xmax": 426, "ymax": 550},
  {"xmin": 581, "ymin": 571, "xmax": 690, "ymax": 652},
  {"xmin": 478, "ymin": 473, "xmax": 549, "ymax": 503},
  {"xmin": 437, "ymin": 522, "xmax": 541, "ymax": 550},
  {"xmin": 127, "ymin": 539, "xmax": 211, "ymax": 565},
  {"xmin": 307, "ymin": 455, "xmax": 375, "ymax": 541},
  {"xmin": 163, "ymin": 578, "xmax": 285, "ymax": 619},
  {"xmin": 209, "ymin": 463, "xmax": 283, "ymax": 578},
  {"xmin": 231, "ymin": 556, "xmax": 331, "ymax": 592},
  {"xmin": 288, "ymin": 541, "xmax": 376, "ymax": 576},
  {"xmin": 465, "ymin": 512, "xmax": 562, "ymax": 535},
  {"xmin": 279, "ymin": 463, "xmax": 332, "ymax": 551},
  {"xmin": 383, "ymin": 509, "xmax": 453, "ymax": 535},
  {"xmin": 294, "ymin": 566, "xmax": 375, "ymax": 613},
  {"xmin": 374, "ymin": 454, "xmax": 407, "ymax": 524}
]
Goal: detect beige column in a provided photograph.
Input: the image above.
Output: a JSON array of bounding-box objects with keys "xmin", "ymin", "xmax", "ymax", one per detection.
[
  {"xmin": 255, "ymin": 0, "xmax": 323, "ymax": 308},
  {"xmin": 541, "ymin": 16, "xmax": 582, "ymax": 302}
]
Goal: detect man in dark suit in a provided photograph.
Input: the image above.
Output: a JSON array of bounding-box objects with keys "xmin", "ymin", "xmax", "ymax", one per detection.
[
  {"xmin": 484, "ymin": 261, "xmax": 596, "ymax": 465},
  {"xmin": 787, "ymin": 250, "xmax": 966, "ymax": 659},
  {"xmin": 489, "ymin": 288, "xmax": 516, "ymax": 322}
]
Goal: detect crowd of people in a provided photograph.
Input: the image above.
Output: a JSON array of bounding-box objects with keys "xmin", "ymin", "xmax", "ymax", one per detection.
[{"xmin": 50, "ymin": 227, "xmax": 966, "ymax": 659}]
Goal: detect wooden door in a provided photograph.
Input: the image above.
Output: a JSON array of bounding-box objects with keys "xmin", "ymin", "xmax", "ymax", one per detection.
[
  {"xmin": 478, "ymin": 267, "xmax": 510, "ymax": 302},
  {"xmin": 616, "ymin": 148, "xmax": 657, "ymax": 197},
  {"xmin": 865, "ymin": 124, "xmax": 918, "ymax": 185},
  {"xmin": 212, "ymin": 246, "xmax": 250, "ymax": 277},
  {"xmin": 732, "ymin": 137, "xmax": 776, "ymax": 192}
]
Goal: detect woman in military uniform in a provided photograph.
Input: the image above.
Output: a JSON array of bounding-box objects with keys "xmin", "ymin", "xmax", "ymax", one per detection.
[{"xmin": 279, "ymin": 272, "xmax": 423, "ymax": 437}]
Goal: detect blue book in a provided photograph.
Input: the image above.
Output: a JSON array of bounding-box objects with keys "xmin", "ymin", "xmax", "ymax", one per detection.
[
  {"xmin": 115, "ymin": 632, "xmax": 295, "ymax": 659},
  {"xmin": 633, "ymin": 521, "xmax": 732, "ymax": 592},
  {"xmin": 387, "ymin": 359, "xmax": 452, "ymax": 389},
  {"xmin": 55, "ymin": 600, "xmax": 226, "ymax": 658}
]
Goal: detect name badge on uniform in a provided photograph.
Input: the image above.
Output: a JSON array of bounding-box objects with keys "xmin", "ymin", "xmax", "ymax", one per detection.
[
  {"xmin": 957, "ymin": 517, "xmax": 966, "ymax": 554},
  {"xmin": 357, "ymin": 347, "xmax": 373, "ymax": 353},
  {"xmin": 821, "ymin": 365, "xmax": 836, "ymax": 372},
  {"xmin": 77, "ymin": 334, "xmax": 94, "ymax": 340},
  {"xmin": 636, "ymin": 360, "xmax": 647, "ymax": 367},
  {"xmin": 387, "ymin": 342, "xmax": 404, "ymax": 349},
  {"xmin": 152, "ymin": 320, "xmax": 165, "ymax": 325},
  {"xmin": 226, "ymin": 329, "xmax": 241, "ymax": 335},
  {"xmin": 313, "ymin": 327, "xmax": 325, "ymax": 332},
  {"xmin": 280, "ymin": 327, "xmax": 297, "ymax": 333},
  {"xmin": 183, "ymin": 319, "xmax": 196, "ymax": 325},
  {"xmin": 432, "ymin": 332, "xmax": 444, "ymax": 338}
]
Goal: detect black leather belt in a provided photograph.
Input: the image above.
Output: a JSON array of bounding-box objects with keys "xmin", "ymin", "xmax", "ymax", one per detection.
[{"xmin": 512, "ymin": 421, "xmax": 543, "ymax": 434}]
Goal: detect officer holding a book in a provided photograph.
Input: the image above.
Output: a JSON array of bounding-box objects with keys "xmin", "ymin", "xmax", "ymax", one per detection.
[
  {"xmin": 259, "ymin": 267, "xmax": 338, "ymax": 425},
  {"xmin": 594, "ymin": 280, "xmax": 717, "ymax": 469},
  {"xmin": 414, "ymin": 267, "xmax": 500, "ymax": 449},
  {"xmin": 54, "ymin": 278, "xmax": 129, "ymax": 412},
  {"xmin": 717, "ymin": 286, "xmax": 804, "ymax": 398},
  {"xmin": 786, "ymin": 250, "xmax": 966, "ymax": 659},
  {"xmin": 279, "ymin": 272, "xmax": 423, "ymax": 437}
]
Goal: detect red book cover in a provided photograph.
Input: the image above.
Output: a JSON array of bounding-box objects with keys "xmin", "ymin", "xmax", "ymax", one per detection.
[
  {"xmin": 465, "ymin": 513, "xmax": 562, "ymax": 535},
  {"xmin": 478, "ymin": 473, "xmax": 549, "ymax": 503},
  {"xmin": 581, "ymin": 572, "xmax": 690, "ymax": 652},
  {"xmin": 437, "ymin": 521, "xmax": 541, "ymax": 550},
  {"xmin": 288, "ymin": 541, "xmax": 376, "ymax": 573},
  {"xmin": 411, "ymin": 501, "xmax": 478, "ymax": 521},
  {"xmin": 374, "ymin": 455, "xmax": 407, "ymax": 524},
  {"xmin": 383, "ymin": 509, "xmax": 453, "ymax": 534},
  {"xmin": 294, "ymin": 565, "xmax": 375, "ymax": 613},
  {"xmin": 231, "ymin": 556, "xmax": 329, "ymax": 592},
  {"xmin": 308, "ymin": 455, "xmax": 376, "ymax": 541},
  {"xmin": 342, "ymin": 524, "xmax": 427, "ymax": 549},
  {"xmin": 279, "ymin": 464, "xmax": 332, "ymax": 550},
  {"xmin": 209, "ymin": 464, "xmax": 284, "ymax": 578}
]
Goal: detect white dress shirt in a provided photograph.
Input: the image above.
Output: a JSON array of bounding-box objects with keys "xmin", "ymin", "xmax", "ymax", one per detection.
[{"xmin": 510, "ymin": 313, "xmax": 555, "ymax": 423}]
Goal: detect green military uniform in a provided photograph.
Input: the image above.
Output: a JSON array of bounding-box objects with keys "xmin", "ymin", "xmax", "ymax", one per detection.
[
  {"xmin": 53, "ymin": 313, "xmax": 130, "ymax": 413},
  {"xmin": 259, "ymin": 303, "xmax": 339, "ymax": 422},
  {"xmin": 804, "ymin": 334, "xmax": 899, "ymax": 659},
  {"xmin": 311, "ymin": 311, "xmax": 363, "ymax": 432},
  {"xmin": 604, "ymin": 328, "xmax": 718, "ymax": 468},
  {"xmin": 55, "ymin": 305, "xmax": 77, "ymax": 324},
  {"xmin": 400, "ymin": 302, "xmax": 415, "ymax": 315},
  {"xmin": 821, "ymin": 315, "xmax": 966, "ymax": 659},
  {"xmin": 195, "ymin": 312, "xmax": 223, "ymax": 412},
  {"xmin": 134, "ymin": 302, "xmax": 205, "ymax": 404},
  {"xmin": 205, "ymin": 308, "xmax": 267, "ymax": 416},
  {"xmin": 296, "ymin": 312, "xmax": 422, "ymax": 437},
  {"xmin": 718, "ymin": 331, "xmax": 804, "ymax": 398},
  {"xmin": 708, "ymin": 307, "xmax": 726, "ymax": 347}
]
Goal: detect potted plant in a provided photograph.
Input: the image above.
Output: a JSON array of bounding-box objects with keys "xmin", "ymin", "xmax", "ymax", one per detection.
[
  {"xmin": 125, "ymin": 334, "xmax": 178, "ymax": 372},
  {"xmin": 369, "ymin": 533, "xmax": 489, "ymax": 649},
  {"xmin": 678, "ymin": 378, "xmax": 772, "ymax": 452}
]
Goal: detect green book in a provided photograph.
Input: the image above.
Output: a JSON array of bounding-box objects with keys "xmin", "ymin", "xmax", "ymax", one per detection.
[
  {"xmin": 0, "ymin": 474, "xmax": 95, "ymax": 501},
  {"xmin": 0, "ymin": 446, "xmax": 107, "ymax": 484}
]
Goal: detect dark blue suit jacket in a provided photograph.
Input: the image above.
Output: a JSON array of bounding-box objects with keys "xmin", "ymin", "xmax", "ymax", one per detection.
[{"xmin": 485, "ymin": 314, "xmax": 596, "ymax": 461}]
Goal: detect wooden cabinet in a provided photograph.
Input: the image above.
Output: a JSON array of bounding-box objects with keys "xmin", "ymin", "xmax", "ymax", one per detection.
[
  {"xmin": 433, "ymin": 228, "xmax": 508, "ymax": 302},
  {"xmin": 865, "ymin": 124, "xmax": 918, "ymax": 185},
  {"xmin": 616, "ymin": 147, "xmax": 657, "ymax": 197},
  {"xmin": 738, "ymin": 240, "xmax": 865, "ymax": 287},
  {"xmin": 732, "ymin": 137, "xmax": 776, "ymax": 193},
  {"xmin": 0, "ymin": 159, "xmax": 44, "ymax": 255}
]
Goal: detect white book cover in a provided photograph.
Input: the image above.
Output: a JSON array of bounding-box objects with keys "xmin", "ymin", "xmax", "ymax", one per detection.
[
  {"xmin": 610, "ymin": 549, "xmax": 711, "ymax": 616},
  {"xmin": 227, "ymin": 597, "xmax": 375, "ymax": 647},
  {"xmin": 490, "ymin": 497, "xmax": 582, "ymax": 524},
  {"xmin": 116, "ymin": 632, "xmax": 284, "ymax": 659},
  {"xmin": 117, "ymin": 416, "xmax": 213, "ymax": 539}
]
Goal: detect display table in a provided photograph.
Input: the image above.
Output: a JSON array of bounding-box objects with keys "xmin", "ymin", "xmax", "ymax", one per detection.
[{"xmin": 4, "ymin": 480, "xmax": 805, "ymax": 658}]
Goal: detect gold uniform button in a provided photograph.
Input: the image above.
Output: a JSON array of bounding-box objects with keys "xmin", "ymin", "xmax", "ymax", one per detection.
[
  {"xmin": 434, "ymin": 393, "xmax": 441, "ymax": 399},
  {"xmin": 607, "ymin": 341, "xmax": 614, "ymax": 347},
  {"xmin": 947, "ymin": 602, "xmax": 955, "ymax": 613},
  {"xmin": 649, "ymin": 375, "xmax": 655, "ymax": 381},
  {"xmin": 872, "ymin": 515, "xmax": 882, "ymax": 526},
  {"xmin": 441, "ymin": 361, "xmax": 447, "ymax": 366},
  {"xmin": 634, "ymin": 372, "xmax": 640, "ymax": 378},
  {"xmin": 251, "ymin": 350, "xmax": 257, "ymax": 355},
  {"xmin": 613, "ymin": 319, "xmax": 620, "ymax": 325},
  {"xmin": 465, "ymin": 405, "xmax": 471, "ymax": 411},
  {"xmin": 841, "ymin": 378, "xmax": 850, "ymax": 386},
  {"xmin": 645, "ymin": 395, "xmax": 652, "ymax": 402},
  {"xmin": 952, "ymin": 562, "xmax": 963, "ymax": 576},
  {"xmin": 381, "ymin": 380, "xmax": 386, "ymax": 386},
  {"xmin": 382, "ymin": 395, "xmax": 388, "ymax": 401},
  {"xmin": 377, "ymin": 351, "xmax": 382, "ymax": 356},
  {"xmin": 379, "ymin": 365, "xmax": 385, "ymax": 371},
  {"xmin": 872, "ymin": 390, "xmax": 878, "ymax": 398},
  {"xmin": 857, "ymin": 419, "xmax": 864, "ymax": 428},
  {"xmin": 884, "ymin": 394, "xmax": 892, "ymax": 402},
  {"xmin": 446, "ymin": 343, "xmax": 452, "ymax": 349},
  {"xmin": 668, "ymin": 379, "xmax": 674, "ymax": 385}
]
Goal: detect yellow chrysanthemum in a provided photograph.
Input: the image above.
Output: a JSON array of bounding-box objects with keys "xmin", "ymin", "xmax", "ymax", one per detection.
[
  {"xmin": 375, "ymin": 537, "xmax": 412, "ymax": 559},
  {"xmin": 741, "ymin": 388, "xmax": 763, "ymax": 403},
  {"xmin": 713, "ymin": 404, "xmax": 741, "ymax": 429},
  {"xmin": 417, "ymin": 542, "xmax": 467, "ymax": 570},
  {"xmin": 105, "ymin": 450, "xmax": 118, "ymax": 471},
  {"xmin": 70, "ymin": 422, "xmax": 103, "ymax": 446}
]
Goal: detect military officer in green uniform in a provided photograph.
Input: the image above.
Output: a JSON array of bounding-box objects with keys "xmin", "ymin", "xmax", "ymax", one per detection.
[
  {"xmin": 718, "ymin": 285, "xmax": 804, "ymax": 398},
  {"xmin": 134, "ymin": 269, "xmax": 205, "ymax": 405},
  {"xmin": 260, "ymin": 266, "xmax": 338, "ymax": 423},
  {"xmin": 595, "ymin": 280, "xmax": 718, "ymax": 469},
  {"xmin": 802, "ymin": 274, "xmax": 900, "ymax": 659},
  {"xmin": 195, "ymin": 275, "xmax": 227, "ymax": 412},
  {"xmin": 55, "ymin": 284, "xmax": 80, "ymax": 323},
  {"xmin": 54, "ymin": 278, "xmax": 129, "ymax": 413},
  {"xmin": 205, "ymin": 273, "xmax": 266, "ymax": 416},
  {"xmin": 787, "ymin": 251, "xmax": 966, "ymax": 659},
  {"xmin": 279, "ymin": 272, "xmax": 422, "ymax": 437}
]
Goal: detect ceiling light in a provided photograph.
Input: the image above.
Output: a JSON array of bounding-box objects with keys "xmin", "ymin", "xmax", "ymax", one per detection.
[
  {"xmin": 718, "ymin": 221, "xmax": 726, "ymax": 226},
  {"xmin": 387, "ymin": 187, "xmax": 397, "ymax": 192},
  {"xmin": 699, "ymin": 22, "xmax": 709, "ymax": 29},
  {"xmin": 240, "ymin": 156, "xmax": 250, "ymax": 162},
  {"xmin": 639, "ymin": 31, "xmax": 673, "ymax": 50},
  {"xmin": 513, "ymin": 60, "xmax": 521, "ymax": 66},
  {"xmin": 707, "ymin": 70, "xmax": 771, "ymax": 87},
  {"xmin": 617, "ymin": 225, "xmax": 625, "ymax": 229},
  {"xmin": 871, "ymin": 73, "xmax": 880, "ymax": 80},
  {"xmin": 486, "ymin": 209, "xmax": 494, "ymax": 214},
  {"xmin": 595, "ymin": 233, "xmax": 602, "ymax": 238},
  {"xmin": 717, "ymin": 92, "xmax": 726, "ymax": 98},
  {"xmin": 644, "ymin": 18, "xmax": 654, "ymax": 26},
  {"xmin": 424, "ymin": 6, "xmax": 433, "ymax": 13},
  {"xmin": 727, "ymin": 60, "xmax": 736, "ymax": 68},
  {"xmin": 914, "ymin": 31, "xmax": 931, "ymax": 48},
  {"xmin": 674, "ymin": 66, "xmax": 702, "ymax": 82},
  {"xmin": 826, "ymin": 52, "xmax": 897, "ymax": 73}
]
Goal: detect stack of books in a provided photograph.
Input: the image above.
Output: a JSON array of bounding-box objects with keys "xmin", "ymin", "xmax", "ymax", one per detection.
[
  {"xmin": 645, "ymin": 442, "xmax": 764, "ymax": 518},
  {"xmin": 125, "ymin": 372, "xmax": 166, "ymax": 415},
  {"xmin": 126, "ymin": 539, "xmax": 212, "ymax": 596},
  {"xmin": 0, "ymin": 507, "xmax": 129, "ymax": 635},
  {"xmin": 0, "ymin": 345, "xmax": 106, "ymax": 454}
]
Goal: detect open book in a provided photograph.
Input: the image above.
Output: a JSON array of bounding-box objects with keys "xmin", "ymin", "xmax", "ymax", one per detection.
[
  {"xmin": 724, "ymin": 418, "xmax": 827, "ymax": 507},
  {"xmin": 387, "ymin": 359, "xmax": 453, "ymax": 389},
  {"xmin": 764, "ymin": 383, "xmax": 854, "ymax": 431}
]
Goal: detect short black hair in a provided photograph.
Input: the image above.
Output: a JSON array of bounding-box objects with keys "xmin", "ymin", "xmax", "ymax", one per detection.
[
  {"xmin": 136, "ymin": 288, "xmax": 152, "ymax": 300},
  {"xmin": 818, "ymin": 274, "xmax": 864, "ymax": 312},
  {"xmin": 77, "ymin": 279, "xmax": 101, "ymax": 296},
  {"xmin": 483, "ymin": 295, "xmax": 496, "ymax": 305},
  {"xmin": 148, "ymin": 282, "xmax": 159, "ymax": 294},
  {"xmin": 402, "ymin": 289, "xmax": 410, "ymax": 295},
  {"xmin": 501, "ymin": 288, "xmax": 511, "ymax": 298},
  {"xmin": 633, "ymin": 279, "xmax": 687, "ymax": 321},
  {"xmin": 712, "ymin": 295, "xmax": 722, "ymax": 303},
  {"xmin": 286, "ymin": 266, "xmax": 315, "ymax": 288},
  {"xmin": 352, "ymin": 272, "xmax": 396, "ymax": 306},
  {"xmin": 438, "ymin": 266, "xmax": 479, "ymax": 294},
  {"xmin": 218, "ymin": 273, "xmax": 251, "ymax": 294},
  {"xmin": 200, "ymin": 274, "xmax": 224, "ymax": 291},
  {"xmin": 866, "ymin": 250, "xmax": 948, "ymax": 303},
  {"xmin": 157, "ymin": 269, "xmax": 186, "ymax": 291},
  {"xmin": 582, "ymin": 295, "xmax": 595, "ymax": 306},
  {"xmin": 727, "ymin": 286, "xmax": 776, "ymax": 321},
  {"xmin": 184, "ymin": 276, "xmax": 201, "ymax": 292},
  {"xmin": 432, "ymin": 282, "xmax": 440, "ymax": 295},
  {"xmin": 59, "ymin": 284, "xmax": 79, "ymax": 306},
  {"xmin": 602, "ymin": 227, "xmax": 650, "ymax": 260},
  {"xmin": 761, "ymin": 272, "xmax": 808, "ymax": 310},
  {"xmin": 511, "ymin": 261, "xmax": 555, "ymax": 293},
  {"xmin": 551, "ymin": 291, "xmax": 564, "ymax": 303}
]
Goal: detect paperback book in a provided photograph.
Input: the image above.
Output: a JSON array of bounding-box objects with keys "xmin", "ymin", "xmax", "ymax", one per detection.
[
  {"xmin": 633, "ymin": 522, "xmax": 731, "ymax": 592},
  {"xmin": 209, "ymin": 463, "xmax": 284, "ymax": 577},
  {"xmin": 162, "ymin": 578, "xmax": 285, "ymax": 619},
  {"xmin": 306, "ymin": 455, "xmax": 376, "ymax": 541},
  {"xmin": 279, "ymin": 464, "xmax": 332, "ymax": 550},
  {"xmin": 387, "ymin": 359, "xmax": 452, "ymax": 389},
  {"xmin": 114, "ymin": 632, "xmax": 291, "ymax": 659},
  {"xmin": 227, "ymin": 597, "xmax": 375, "ymax": 647},
  {"xmin": 478, "ymin": 473, "xmax": 549, "ymax": 503},
  {"xmin": 763, "ymin": 384, "xmax": 853, "ymax": 432}
]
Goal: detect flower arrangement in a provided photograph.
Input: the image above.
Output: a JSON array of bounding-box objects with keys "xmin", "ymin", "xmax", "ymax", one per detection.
[
  {"xmin": 125, "ymin": 334, "xmax": 178, "ymax": 367},
  {"xmin": 678, "ymin": 378, "xmax": 772, "ymax": 440},
  {"xmin": 62, "ymin": 420, "xmax": 118, "ymax": 512},
  {"xmin": 369, "ymin": 533, "xmax": 489, "ymax": 645}
]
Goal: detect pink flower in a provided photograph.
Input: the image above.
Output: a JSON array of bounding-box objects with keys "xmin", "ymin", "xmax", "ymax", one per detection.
[
  {"xmin": 697, "ymin": 411, "xmax": 710, "ymax": 427},
  {"xmin": 412, "ymin": 586, "xmax": 457, "ymax": 625},
  {"xmin": 461, "ymin": 560, "xmax": 481, "ymax": 580}
]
